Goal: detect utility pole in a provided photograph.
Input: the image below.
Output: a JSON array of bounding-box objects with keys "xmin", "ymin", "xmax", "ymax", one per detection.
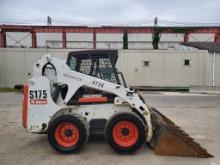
[
  {"xmin": 154, "ymin": 17, "xmax": 158, "ymax": 26},
  {"xmin": 47, "ymin": 16, "xmax": 52, "ymax": 26}
]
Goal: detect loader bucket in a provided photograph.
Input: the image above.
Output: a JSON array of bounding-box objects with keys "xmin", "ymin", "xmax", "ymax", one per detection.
[{"xmin": 149, "ymin": 108, "xmax": 213, "ymax": 158}]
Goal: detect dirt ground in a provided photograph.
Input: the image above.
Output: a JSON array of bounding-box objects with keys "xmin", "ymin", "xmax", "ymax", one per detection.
[{"xmin": 0, "ymin": 92, "xmax": 220, "ymax": 165}]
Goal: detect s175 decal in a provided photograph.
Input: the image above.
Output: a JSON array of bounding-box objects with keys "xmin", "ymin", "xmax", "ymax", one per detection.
[{"xmin": 29, "ymin": 90, "xmax": 47, "ymax": 105}]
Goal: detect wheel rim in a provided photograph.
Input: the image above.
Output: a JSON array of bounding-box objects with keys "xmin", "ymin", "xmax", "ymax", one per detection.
[
  {"xmin": 112, "ymin": 120, "xmax": 139, "ymax": 147},
  {"xmin": 54, "ymin": 122, "xmax": 79, "ymax": 148}
]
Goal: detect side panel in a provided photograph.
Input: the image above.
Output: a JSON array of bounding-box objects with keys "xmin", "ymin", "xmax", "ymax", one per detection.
[
  {"xmin": 27, "ymin": 76, "xmax": 60, "ymax": 133},
  {"xmin": 73, "ymin": 104, "xmax": 130, "ymax": 122}
]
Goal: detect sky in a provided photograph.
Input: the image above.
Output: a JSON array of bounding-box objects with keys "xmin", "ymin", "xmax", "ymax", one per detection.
[{"xmin": 0, "ymin": 0, "xmax": 219, "ymax": 26}]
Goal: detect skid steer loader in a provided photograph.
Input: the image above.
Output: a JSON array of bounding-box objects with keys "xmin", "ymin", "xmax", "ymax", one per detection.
[{"xmin": 22, "ymin": 50, "xmax": 212, "ymax": 157}]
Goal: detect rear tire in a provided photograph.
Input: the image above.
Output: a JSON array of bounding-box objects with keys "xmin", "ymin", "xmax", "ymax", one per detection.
[
  {"xmin": 105, "ymin": 112, "xmax": 146, "ymax": 153},
  {"xmin": 48, "ymin": 113, "xmax": 89, "ymax": 153}
]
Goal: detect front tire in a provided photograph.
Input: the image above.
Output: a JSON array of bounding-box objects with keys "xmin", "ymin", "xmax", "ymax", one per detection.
[
  {"xmin": 105, "ymin": 112, "xmax": 146, "ymax": 153},
  {"xmin": 48, "ymin": 114, "xmax": 89, "ymax": 153}
]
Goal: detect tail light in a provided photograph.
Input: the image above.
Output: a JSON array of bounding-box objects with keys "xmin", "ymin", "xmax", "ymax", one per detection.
[{"xmin": 22, "ymin": 84, "xmax": 28, "ymax": 128}]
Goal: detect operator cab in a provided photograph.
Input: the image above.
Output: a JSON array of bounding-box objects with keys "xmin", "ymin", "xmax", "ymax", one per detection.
[
  {"xmin": 67, "ymin": 50, "xmax": 126, "ymax": 86},
  {"xmin": 65, "ymin": 50, "xmax": 126, "ymax": 105}
]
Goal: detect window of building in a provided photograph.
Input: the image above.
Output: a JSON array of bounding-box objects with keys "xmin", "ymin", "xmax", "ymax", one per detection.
[
  {"xmin": 144, "ymin": 60, "xmax": 150, "ymax": 67},
  {"xmin": 184, "ymin": 59, "xmax": 190, "ymax": 66}
]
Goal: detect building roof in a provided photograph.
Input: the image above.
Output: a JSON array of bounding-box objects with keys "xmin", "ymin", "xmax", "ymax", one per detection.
[{"xmin": 181, "ymin": 42, "xmax": 220, "ymax": 53}]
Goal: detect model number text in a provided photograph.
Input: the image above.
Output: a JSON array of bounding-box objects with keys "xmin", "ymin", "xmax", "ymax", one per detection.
[{"xmin": 29, "ymin": 90, "xmax": 47, "ymax": 99}]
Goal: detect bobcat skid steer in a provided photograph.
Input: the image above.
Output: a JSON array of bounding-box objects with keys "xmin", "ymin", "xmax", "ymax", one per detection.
[{"xmin": 22, "ymin": 50, "xmax": 212, "ymax": 157}]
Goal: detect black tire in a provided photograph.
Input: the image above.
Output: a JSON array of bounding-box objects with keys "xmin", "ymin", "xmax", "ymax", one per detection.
[
  {"xmin": 48, "ymin": 113, "xmax": 89, "ymax": 153},
  {"xmin": 105, "ymin": 112, "xmax": 146, "ymax": 153}
]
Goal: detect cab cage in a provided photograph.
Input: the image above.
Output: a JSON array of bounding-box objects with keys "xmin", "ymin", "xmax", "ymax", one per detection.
[{"xmin": 66, "ymin": 50, "xmax": 122, "ymax": 85}]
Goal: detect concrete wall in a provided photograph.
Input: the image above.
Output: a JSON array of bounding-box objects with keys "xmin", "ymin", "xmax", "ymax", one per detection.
[
  {"xmin": 0, "ymin": 48, "xmax": 219, "ymax": 88},
  {"xmin": 117, "ymin": 50, "xmax": 215, "ymax": 87},
  {"xmin": 0, "ymin": 48, "xmax": 70, "ymax": 87}
]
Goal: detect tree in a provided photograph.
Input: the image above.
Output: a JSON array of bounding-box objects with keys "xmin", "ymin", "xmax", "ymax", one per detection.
[
  {"xmin": 152, "ymin": 31, "xmax": 160, "ymax": 49},
  {"xmin": 123, "ymin": 31, "xmax": 128, "ymax": 49}
]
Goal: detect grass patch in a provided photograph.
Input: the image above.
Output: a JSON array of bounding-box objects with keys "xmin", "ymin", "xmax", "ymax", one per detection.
[{"xmin": 0, "ymin": 87, "xmax": 23, "ymax": 93}]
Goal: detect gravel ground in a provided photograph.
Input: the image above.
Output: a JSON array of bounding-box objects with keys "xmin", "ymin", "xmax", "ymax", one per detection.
[{"xmin": 0, "ymin": 92, "xmax": 219, "ymax": 165}]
